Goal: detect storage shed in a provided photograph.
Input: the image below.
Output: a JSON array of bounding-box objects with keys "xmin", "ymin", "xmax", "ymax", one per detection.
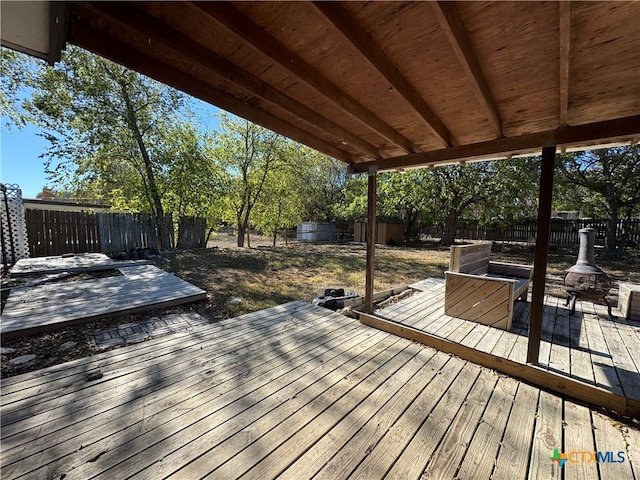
[
  {"xmin": 354, "ymin": 217, "xmax": 404, "ymax": 246},
  {"xmin": 296, "ymin": 222, "xmax": 336, "ymax": 242}
]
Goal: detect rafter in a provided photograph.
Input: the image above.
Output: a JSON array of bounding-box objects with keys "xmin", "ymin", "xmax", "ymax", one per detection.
[
  {"xmin": 192, "ymin": 2, "xmax": 416, "ymax": 155},
  {"xmin": 87, "ymin": 2, "xmax": 381, "ymax": 160},
  {"xmin": 48, "ymin": 2, "xmax": 70, "ymax": 65},
  {"xmin": 69, "ymin": 16, "xmax": 356, "ymax": 164},
  {"xmin": 430, "ymin": 1, "xmax": 503, "ymax": 138},
  {"xmin": 559, "ymin": 0, "xmax": 572, "ymax": 127},
  {"xmin": 311, "ymin": 1, "xmax": 452, "ymax": 147},
  {"xmin": 350, "ymin": 115, "xmax": 640, "ymax": 173}
]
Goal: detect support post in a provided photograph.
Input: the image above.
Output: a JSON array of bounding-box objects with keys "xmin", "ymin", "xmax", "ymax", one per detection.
[
  {"xmin": 527, "ymin": 145, "xmax": 556, "ymax": 364},
  {"xmin": 365, "ymin": 167, "xmax": 378, "ymax": 314}
]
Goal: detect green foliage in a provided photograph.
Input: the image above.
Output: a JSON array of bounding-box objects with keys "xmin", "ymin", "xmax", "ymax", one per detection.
[
  {"xmin": 213, "ymin": 113, "xmax": 287, "ymax": 246},
  {"xmin": 557, "ymin": 146, "xmax": 640, "ymax": 258},
  {"xmin": 159, "ymin": 123, "xmax": 227, "ymax": 228},
  {"xmin": 24, "ymin": 47, "xmax": 185, "ymax": 209},
  {"xmin": 340, "ymin": 175, "xmax": 368, "ymax": 222},
  {"xmin": 0, "ymin": 47, "xmax": 36, "ymax": 130},
  {"xmin": 296, "ymin": 152, "xmax": 347, "ymax": 223},
  {"xmin": 339, "ymin": 158, "xmax": 541, "ymax": 244},
  {"xmin": 5, "ymin": 46, "xmax": 228, "ymax": 247}
]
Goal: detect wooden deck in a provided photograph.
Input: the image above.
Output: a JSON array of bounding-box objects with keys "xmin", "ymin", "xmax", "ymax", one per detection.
[
  {"xmin": 1, "ymin": 265, "xmax": 207, "ymax": 339},
  {"xmin": 371, "ymin": 283, "xmax": 640, "ymax": 408},
  {"xmin": 9, "ymin": 252, "xmax": 150, "ymax": 276},
  {"xmin": 2, "ymin": 301, "xmax": 639, "ymax": 479}
]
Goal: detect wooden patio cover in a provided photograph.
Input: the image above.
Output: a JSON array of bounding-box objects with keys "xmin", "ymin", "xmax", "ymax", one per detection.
[{"xmin": 36, "ymin": 1, "xmax": 640, "ymax": 170}]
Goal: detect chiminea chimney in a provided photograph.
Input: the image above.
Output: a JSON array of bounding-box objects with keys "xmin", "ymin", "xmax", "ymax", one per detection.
[{"xmin": 564, "ymin": 227, "xmax": 612, "ymax": 316}]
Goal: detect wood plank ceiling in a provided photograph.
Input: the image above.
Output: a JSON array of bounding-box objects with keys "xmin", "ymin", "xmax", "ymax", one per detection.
[{"xmin": 65, "ymin": 1, "xmax": 640, "ymax": 172}]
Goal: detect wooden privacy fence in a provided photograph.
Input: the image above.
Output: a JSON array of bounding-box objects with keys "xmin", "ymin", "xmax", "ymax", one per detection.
[
  {"xmin": 176, "ymin": 216, "xmax": 207, "ymax": 249},
  {"xmin": 98, "ymin": 212, "xmax": 173, "ymax": 254},
  {"xmin": 25, "ymin": 209, "xmax": 207, "ymax": 257},
  {"xmin": 423, "ymin": 218, "xmax": 640, "ymax": 247}
]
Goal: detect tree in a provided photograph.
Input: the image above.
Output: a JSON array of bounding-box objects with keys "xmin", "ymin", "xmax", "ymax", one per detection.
[
  {"xmin": 252, "ymin": 164, "xmax": 301, "ymax": 246},
  {"xmin": 378, "ymin": 170, "xmax": 432, "ymax": 242},
  {"xmin": 16, "ymin": 46, "xmax": 193, "ymax": 247},
  {"xmin": 159, "ymin": 123, "xmax": 228, "ymax": 244},
  {"xmin": 297, "ymin": 151, "xmax": 347, "ymax": 223},
  {"xmin": 402, "ymin": 158, "xmax": 540, "ymax": 245},
  {"xmin": 0, "ymin": 47, "xmax": 34, "ymax": 130},
  {"xmin": 214, "ymin": 113, "xmax": 285, "ymax": 247},
  {"xmin": 339, "ymin": 157, "xmax": 541, "ymax": 245},
  {"xmin": 557, "ymin": 147, "xmax": 640, "ymax": 259}
]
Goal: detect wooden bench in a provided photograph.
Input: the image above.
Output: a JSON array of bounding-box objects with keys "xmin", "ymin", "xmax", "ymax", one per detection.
[
  {"xmin": 444, "ymin": 242, "xmax": 532, "ymax": 330},
  {"xmin": 618, "ymin": 282, "xmax": 640, "ymax": 321}
]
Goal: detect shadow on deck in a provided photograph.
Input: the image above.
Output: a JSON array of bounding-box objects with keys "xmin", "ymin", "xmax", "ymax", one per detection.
[
  {"xmin": 365, "ymin": 280, "xmax": 640, "ymax": 414},
  {"xmin": 2, "ymin": 299, "xmax": 640, "ymax": 479}
]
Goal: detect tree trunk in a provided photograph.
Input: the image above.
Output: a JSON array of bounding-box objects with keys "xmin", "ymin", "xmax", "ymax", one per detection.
[
  {"xmin": 118, "ymin": 79, "xmax": 169, "ymax": 249},
  {"xmin": 404, "ymin": 207, "xmax": 420, "ymax": 243},
  {"xmin": 204, "ymin": 226, "xmax": 215, "ymax": 247},
  {"xmin": 236, "ymin": 225, "xmax": 245, "ymax": 247},
  {"xmin": 441, "ymin": 211, "xmax": 458, "ymax": 246},
  {"xmin": 603, "ymin": 204, "xmax": 619, "ymax": 260},
  {"xmin": 236, "ymin": 212, "xmax": 246, "ymax": 247}
]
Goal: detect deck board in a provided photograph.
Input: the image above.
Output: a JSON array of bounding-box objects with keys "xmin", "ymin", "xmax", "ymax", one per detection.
[
  {"xmin": 529, "ymin": 390, "xmax": 563, "ymax": 480},
  {"xmin": 370, "ymin": 360, "xmax": 479, "ymax": 480},
  {"xmin": 564, "ymin": 401, "xmax": 598, "ymax": 480},
  {"xmin": 9, "ymin": 252, "xmax": 150, "ymax": 276},
  {"xmin": 2, "ymin": 300, "xmax": 639, "ymax": 480},
  {"xmin": 378, "ymin": 283, "xmax": 640, "ymax": 405},
  {"xmin": 456, "ymin": 376, "xmax": 519, "ymax": 479},
  {"xmin": 591, "ymin": 411, "xmax": 636, "ymax": 480},
  {"xmin": 416, "ymin": 368, "xmax": 498, "ymax": 480},
  {"xmin": 1, "ymin": 306, "xmax": 338, "ymax": 440},
  {"xmin": 1, "ymin": 265, "xmax": 207, "ymax": 338},
  {"xmin": 492, "ymin": 382, "xmax": 540, "ymax": 480}
]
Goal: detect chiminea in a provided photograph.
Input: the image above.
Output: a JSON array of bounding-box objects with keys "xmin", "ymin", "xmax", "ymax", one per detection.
[{"xmin": 564, "ymin": 227, "xmax": 612, "ymax": 316}]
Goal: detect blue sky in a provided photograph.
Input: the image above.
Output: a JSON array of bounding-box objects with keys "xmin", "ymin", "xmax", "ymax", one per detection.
[
  {"xmin": 0, "ymin": 100, "xmax": 222, "ymax": 199},
  {"xmin": 1, "ymin": 121, "xmax": 51, "ymax": 198}
]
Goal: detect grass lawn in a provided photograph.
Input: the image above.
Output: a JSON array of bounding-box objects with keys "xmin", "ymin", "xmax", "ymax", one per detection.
[{"xmin": 165, "ymin": 239, "xmax": 640, "ymax": 318}]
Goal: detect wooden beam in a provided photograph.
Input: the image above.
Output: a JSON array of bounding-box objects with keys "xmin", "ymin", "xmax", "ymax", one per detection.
[
  {"xmin": 559, "ymin": 1, "xmax": 572, "ymax": 127},
  {"xmin": 68, "ymin": 17, "xmax": 356, "ymax": 164},
  {"xmin": 350, "ymin": 115, "xmax": 640, "ymax": 173},
  {"xmin": 192, "ymin": 2, "xmax": 417, "ymax": 154},
  {"xmin": 88, "ymin": 2, "xmax": 381, "ymax": 160},
  {"xmin": 312, "ymin": 1, "xmax": 452, "ymax": 147},
  {"xmin": 358, "ymin": 311, "xmax": 640, "ymax": 417},
  {"xmin": 365, "ymin": 167, "xmax": 377, "ymax": 314},
  {"xmin": 48, "ymin": 1, "xmax": 70, "ymax": 65},
  {"xmin": 527, "ymin": 145, "xmax": 556, "ymax": 364},
  {"xmin": 430, "ymin": 1, "xmax": 503, "ymax": 138}
]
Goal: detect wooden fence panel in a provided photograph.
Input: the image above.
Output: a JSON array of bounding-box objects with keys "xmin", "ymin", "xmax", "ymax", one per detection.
[
  {"xmin": 25, "ymin": 209, "xmax": 102, "ymax": 257},
  {"xmin": 421, "ymin": 218, "xmax": 639, "ymax": 247},
  {"xmin": 97, "ymin": 212, "xmax": 173, "ymax": 254},
  {"xmin": 177, "ymin": 216, "xmax": 206, "ymax": 249},
  {"xmin": 25, "ymin": 210, "xmax": 182, "ymax": 257},
  {"xmin": 25, "ymin": 209, "xmax": 45, "ymax": 257}
]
